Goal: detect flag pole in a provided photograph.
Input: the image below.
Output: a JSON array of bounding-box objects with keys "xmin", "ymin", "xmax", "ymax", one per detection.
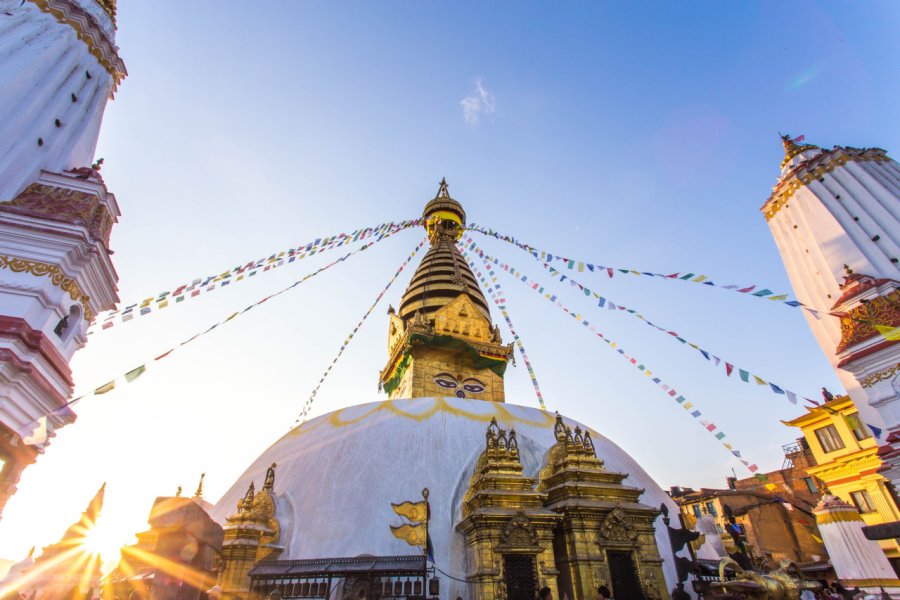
[{"xmin": 422, "ymin": 486, "xmax": 430, "ymax": 597}]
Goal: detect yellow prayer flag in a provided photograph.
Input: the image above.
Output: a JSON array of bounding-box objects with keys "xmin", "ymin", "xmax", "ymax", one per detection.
[
  {"xmin": 754, "ymin": 376, "xmax": 767, "ymax": 385},
  {"xmin": 683, "ymin": 402, "xmax": 693, "ymax": 410},
  {"xmin": 94, "ymin": 381, "xmax": 116, "ymax": 395},
  {"xmin": 158, "ymin": 300, "xmax": 169, "ymax": 309},
  {"xmin": 764, "ymin": 483, "xmax": 777, "ymax": 491},
  {"xmin": 392, "ymin": 500, "xmax": 428, "ymax": 523},
  {"xmin": 390, "ymin": 523, "xmax": 426, "ymax": 547},
  {"xmin": 811, "ymin": 534, "xmax": 823, "ymax": 543},
  {"xmin": 692, "ymin": 275, "xmax": 707, "ymax": 283},
  {"xmin": 577, "ymin": 262, "xmax": 585, "ymax": 272},
  {"xmin": 875, "ymin": 325, "xmax": 900, "ymax": 341}
]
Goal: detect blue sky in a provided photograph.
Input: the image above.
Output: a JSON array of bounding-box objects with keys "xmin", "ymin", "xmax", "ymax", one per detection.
[{"xmin": 1, "ymin": 0, "xmax": 898, "ymax": 562}]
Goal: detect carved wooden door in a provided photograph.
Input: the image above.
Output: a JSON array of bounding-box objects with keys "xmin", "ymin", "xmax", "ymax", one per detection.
[
  {"xmin": 607, "ymin": 550, "xmax": 645, "ymax": 600},
  {"xmin": 503, "ymin": 554, "xmax": 537, "ymax": 600}
]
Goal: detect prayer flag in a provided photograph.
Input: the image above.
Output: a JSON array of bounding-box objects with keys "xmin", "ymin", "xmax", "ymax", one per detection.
[
  {"xmin": 868, "ymin": 423, "xmax": 883, "ymax": 439},
  {"xmin": 739, "ymin": 369, "xmax": 750, "ymax": 382},
  {"xmin": 875, "ymin": 325, "xmax": 900, "ymax": 341},
  {"xmin": 390, "ymin": 523, "xmax": 426, "ymax": 547},
  {"xmin": 392, "ymin": 500, "xmax": 428, "ymax": 523},
  {"xmin": 124, "ymin": 365, "xmax": 146, "ymax": 383},
  {"xmin": 751, "ymin": 289, "xmax": 773, "ymax": 297},
  {"xmin": 94, "ymin": 380, "xmax": 116, "ymax": 395},
  {"xmin": 725, "ymin": 363, "xmax": 734, "ymax": 376},
  {"xmin": 770, "ymin": 383, "xmax": 785, "ymax": 394},
  {"xmin": 754, "ymin": 376, "xmax": 767, "ymax": 386}
]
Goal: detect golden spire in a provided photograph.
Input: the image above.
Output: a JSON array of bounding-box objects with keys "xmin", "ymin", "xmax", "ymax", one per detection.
[
  {"xmin": 780, "ymin": 133, "xmax": 819, "ymax": 169},
  {"xmin": 263, "ymin": 463, "xmax": 277, "ymax": 492},
  {"xmin": 397, "ymin": 179, "xmax": 490, "ymax": 324},
  {"xmin": 194, "ymin": 473, "xmax": 206, "ymax": 498}
]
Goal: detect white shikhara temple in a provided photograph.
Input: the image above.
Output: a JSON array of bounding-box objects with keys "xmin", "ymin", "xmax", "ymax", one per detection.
[
  {"xmin": 0, "ymin": 0, "xmax": 124, "ymax": 519},
  {"xmin": 762, "ymin": 136, "xmax": 900, "ymax": 482}
]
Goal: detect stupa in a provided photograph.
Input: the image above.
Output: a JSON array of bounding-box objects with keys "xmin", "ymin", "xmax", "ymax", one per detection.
[{"xmin": 210, "ymin": 182, "xmax": 691, "ymax": 600}]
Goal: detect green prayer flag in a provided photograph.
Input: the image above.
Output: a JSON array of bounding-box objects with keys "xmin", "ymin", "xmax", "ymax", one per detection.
[
  {"xmin": 124, "ymin": 365, "xmax": 147, "ymax": 383},
  {"xmin": 739, "ymin": 369, "xmax": 750, "ymax": 382}
]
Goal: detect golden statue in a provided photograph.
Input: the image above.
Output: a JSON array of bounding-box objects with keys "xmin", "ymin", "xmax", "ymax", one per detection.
[{"xmin": 707, "ymin": 558, "xmax": 821, "ymax": 600}]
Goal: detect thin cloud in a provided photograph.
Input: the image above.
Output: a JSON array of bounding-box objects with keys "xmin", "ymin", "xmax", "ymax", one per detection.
[{"xmin": 460, "ymin": 79, "xmax": 496, "ymax": 125}]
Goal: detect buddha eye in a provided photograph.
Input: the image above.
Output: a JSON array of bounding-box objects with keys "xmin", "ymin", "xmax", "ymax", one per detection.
[
  {"xmin": 462, "ymin": 379, "xmax": 486, "ymax": 393},
  {"xmin": 434, "ymin": 373, "xmax": 458, "ymax": 389}
]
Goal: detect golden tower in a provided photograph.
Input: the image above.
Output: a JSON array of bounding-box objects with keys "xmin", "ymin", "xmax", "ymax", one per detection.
[{"xmin": 379, "ymin": 179, "xmax": 513, "ymax": 401}]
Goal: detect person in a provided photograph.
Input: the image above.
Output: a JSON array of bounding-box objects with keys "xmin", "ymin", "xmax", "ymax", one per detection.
[
  {"xmin": 538, "ymin": 588, "xmax": 553, "ymax": 600},
  {"xmin": 671, "ymin": 582, "xmax": 690, "ymax": 600},
  {"xmin": 597, "ymin": 586, "xmax": 612, "ymax": 600},
  {"xmin": 800, "ymin": 589, "xmax": 816, "ymax": 600}
]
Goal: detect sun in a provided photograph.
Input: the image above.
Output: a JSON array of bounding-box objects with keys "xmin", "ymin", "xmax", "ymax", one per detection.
[{"xmin": 79, "ymin": 518, "xmax": 120, "ymax": 561}]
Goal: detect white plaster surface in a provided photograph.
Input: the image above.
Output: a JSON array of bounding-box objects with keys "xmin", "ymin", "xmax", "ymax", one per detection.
[{"xmin": 211, "ymin": 397, "xmax": 683, "ymax": 599}]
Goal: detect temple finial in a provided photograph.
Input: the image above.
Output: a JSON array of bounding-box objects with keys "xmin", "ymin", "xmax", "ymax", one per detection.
[
  {"xmin": 194, "ymin": 473, "xmax": 206, "ymax": 498},
  {"xmin": 240, "ymin": 481, "xmax": 255, "ymax": 512},
  {"xmin": 436, "ymin": 177, "xmax": 450, "ymax": 198},
  {"xmin": 263, "ymin": 463, "xmax": 277, "ymax": 491}
]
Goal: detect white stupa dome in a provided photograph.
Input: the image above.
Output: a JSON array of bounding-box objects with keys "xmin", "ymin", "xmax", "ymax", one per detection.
[{"xmin": 210, "ymin": 396, "xmax": 682, "ymax": 597}]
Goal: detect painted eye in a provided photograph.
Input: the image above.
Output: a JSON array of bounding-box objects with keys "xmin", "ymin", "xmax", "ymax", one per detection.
[
  {"xmin": 462, "ymin": 379, "xmax": 485, "ymax": 394},
  {"xmin": 434, "ymin": 374, "xmax": 458, "ymax": 389}
]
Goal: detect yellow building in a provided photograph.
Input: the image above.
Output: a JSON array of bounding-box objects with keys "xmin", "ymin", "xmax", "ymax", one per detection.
[{"xmin": 784, "ymin": 394, "xmax": 900, "ymax": 570}]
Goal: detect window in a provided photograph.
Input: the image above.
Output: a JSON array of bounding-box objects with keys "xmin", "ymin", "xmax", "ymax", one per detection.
[
  {"xmin": 814, "ymin": 424, "xmax": 845, "ymax": 453},
  {"xmin": 692, "ymin": 504, "xmax": 701, "ymax": 518},
  {"xmin": 845, "ymin": 412, "xmax": 871, "ymax": 441},
  {"xmin": 850, "ymin": 490, "xmax": 877, "ymax": 514},
  {"xmin": 803, "ymin": 477, "xmax": 818, "ymax": 493},
  {"xmin": 705, "ymin": 501, "xmax": 718, "ymax": 517}
]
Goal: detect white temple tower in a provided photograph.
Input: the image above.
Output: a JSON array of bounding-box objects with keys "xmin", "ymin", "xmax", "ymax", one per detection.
[
  {"xmin": 0, "ymin": 0, "xmax": 125, "ymax": 519},
  {"xmin": 814, "ymin": 494, "xmax": 900, "ymax": 594},
  {"xmin": 761, "ymin": 135, "xmax": 900, "ymax": 483}
]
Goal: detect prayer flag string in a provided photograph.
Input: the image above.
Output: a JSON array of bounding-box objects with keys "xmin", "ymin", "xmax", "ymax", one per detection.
[
  {"xmin": 470, "ymin": 241, "xmax": 821, "ymax": 409},
  {"xmin": 459, "ymin": 246, "xmax": 547, "ymax": 410},
  {"xmin": 17, "ymin": 227, "xmax": 411, "ymax": 444},
  {"xmin": 91, "ymin": 219, "xmax": 423, "ymax": 331},
  {"xmin": 465, "ymin": 238, "xmax": 759, "ymax": 473},
  {"xmin": 295, "ymin": 238, "xmax": 428, "ymax": 425},
  {"xmin": 467, "ymin": 224, "xmax": 825, "ymax": 319}
]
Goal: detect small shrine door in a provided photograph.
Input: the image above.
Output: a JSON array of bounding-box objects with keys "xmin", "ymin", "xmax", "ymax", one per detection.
[
  {"xmin": 607, "ymin": 550, "xmax": 645, "ymax": 600},
  {"xmin": 504, "ymin": 554, "xmax": 537, "ymax": 600}
]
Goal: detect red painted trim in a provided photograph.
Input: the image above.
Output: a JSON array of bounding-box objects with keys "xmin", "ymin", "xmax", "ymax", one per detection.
[
  {"xmin": 0, "ymin": 317, "xmax": 73, "ymax": 386},
  {"xmin": 0, "ymin": 347, "xmax": 71, "ymax": 413},
  {"xmin": 837, "ymin": 339, "xmax": 900, "ymax": 368}
]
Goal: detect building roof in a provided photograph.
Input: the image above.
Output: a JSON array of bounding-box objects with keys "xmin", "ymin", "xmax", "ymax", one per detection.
[
  {"xmin": 782, "ymin": 395, "xmax": 853, "ymax": 428},
  {"xmin": 249, "ymin": 555, "xmax": 426, "ymax": 578}
]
